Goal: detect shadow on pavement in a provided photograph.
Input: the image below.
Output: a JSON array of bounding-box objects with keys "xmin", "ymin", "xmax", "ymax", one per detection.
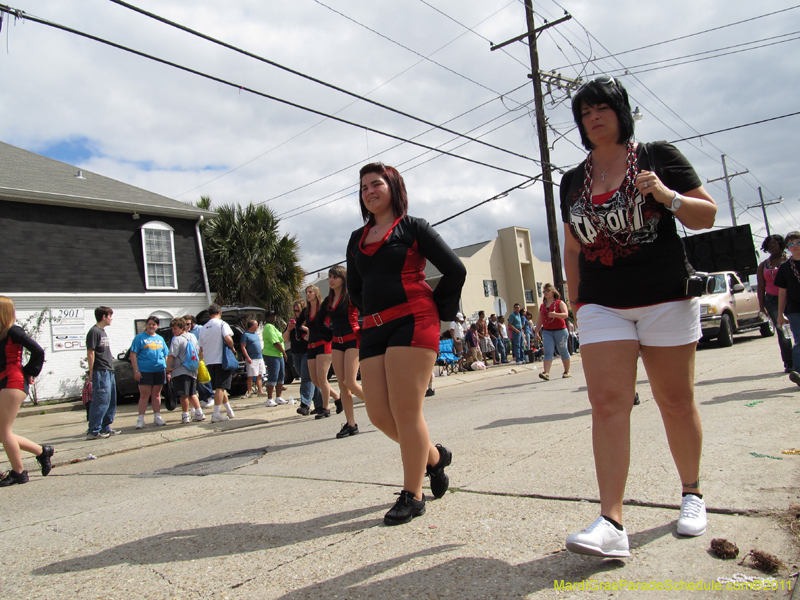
[
  {"xmin": 701, "ymin": 388, "xmax": 798, "ymax": 405},
  {"xmin": 475, "ymin": 409, "xmax": 592, "ymax": 430},
  {"xmin": 32, "ymin": 504, "xmax": 390, "ymax": 574},
  {"xmin": 266, "ymin": 524, "xmax": 673, "ymax": 599}
]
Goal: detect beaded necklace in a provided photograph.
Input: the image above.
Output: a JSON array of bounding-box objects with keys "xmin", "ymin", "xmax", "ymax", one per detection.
[
  {"xmin": 578, "ymin": 139, "xmax": 639, "ymax": 247},
  {"xmin": 764, "ymin": 253, "xmax": 787, "ymax": 270},
  {"xmin": 790, "ymin": 258, "xmax": 800, "ymax": 284}
]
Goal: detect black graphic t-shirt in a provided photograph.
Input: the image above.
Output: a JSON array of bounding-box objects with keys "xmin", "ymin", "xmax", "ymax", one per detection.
[
  {"xmin": 773, "ymin": 260, "xmax": 800, "ymax": 315},
  {"xmin": 560, "ymin": 141, "xmax": 702, "ymax": 308}
]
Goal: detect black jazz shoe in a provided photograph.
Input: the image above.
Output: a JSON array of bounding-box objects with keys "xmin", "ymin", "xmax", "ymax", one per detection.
[
  {"xmin": 336, "ymin": 423, "xmax": 359, "ymax": 438},
  {"xmin": 425, "ymin": 444, "xmax": 452, "ymax": 499},
  {"xmin": 334, "ymin": 399, "xmax": 343, "ymax": 414},
  {"xmin": 314, "ymin": 408, "xmax": 331, "ymax": 420},
  {"xmin": 0, "ymin": 470, "xmax": 29, "ymax": 487},
  {"xmin": 384, "ymin": 490, "xmax": 426, "ymax": 525},
  {"xmin": 36, "ymin": 445, "xmax": 54, "ymax": 476}
]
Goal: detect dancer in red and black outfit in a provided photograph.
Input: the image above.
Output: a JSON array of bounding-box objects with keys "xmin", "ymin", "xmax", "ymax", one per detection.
[
  {"xmin": 299, "ymin": 285, "xmax": 340, "ymax": 419},
  {"xmin": 317, "ymin": 266, "xmax": 364, "ymax": 438},
  {"xmin": 347, "ymin": 163, "xmax": 466, "ymax": 525},
  {"xmin": 0, "ymin": 296, "xmax": 54, "ymax": 486}
]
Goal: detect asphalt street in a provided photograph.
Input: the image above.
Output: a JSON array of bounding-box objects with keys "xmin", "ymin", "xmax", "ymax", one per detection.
[{"xmin": 1, "ymin": 332, "xmax": 798, "ymax": 599}]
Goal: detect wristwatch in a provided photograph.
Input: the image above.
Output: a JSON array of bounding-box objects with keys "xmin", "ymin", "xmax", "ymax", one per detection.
[{"xmin": 666, "ymin": 191, "xmax": 682, "ymax": 212}]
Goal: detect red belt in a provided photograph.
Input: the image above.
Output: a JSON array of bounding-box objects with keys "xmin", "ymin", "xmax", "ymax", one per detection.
[
  {"xmin": 332, "ymin": 332, "xmax": 359, "ymax": 344},
  {"xmin": 362, "ymin": 303, "xmax": 413, "ymax": 329},
  {"xmin": 307, "ymin": 340, "xmax": 329, "ymax": 349}
]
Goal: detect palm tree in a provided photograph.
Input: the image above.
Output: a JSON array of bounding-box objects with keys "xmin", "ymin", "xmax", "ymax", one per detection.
[{"xmin": 198, "ymin": 198, "xmax": 303, "ymax": 318}]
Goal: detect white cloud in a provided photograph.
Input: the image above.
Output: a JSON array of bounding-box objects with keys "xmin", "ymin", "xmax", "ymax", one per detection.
[{"xmin": 2, "ymin": 0, "xmax": 799, "ymax": 273}]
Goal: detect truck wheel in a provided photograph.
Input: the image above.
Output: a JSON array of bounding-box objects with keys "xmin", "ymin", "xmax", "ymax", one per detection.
[
  {"xmin": 718, "ymin": 314, "xmax": 734, "ymax": 347},
  {"xmin": 760, "ymin": 319, "xmax": 775, "ymax": 337}
]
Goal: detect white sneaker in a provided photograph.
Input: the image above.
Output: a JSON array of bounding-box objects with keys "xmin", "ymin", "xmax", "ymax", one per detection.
[
  {"xmin": 243, "ymin": 392, "xmax": 252, "ymax": 399},
  {"xmin": 225, "ymin": 404, "xmax": 235, "ymax": 419},
  {"xmin": 265, "ymin": 398, "xmax": 278, "ymax": 407},
  {"xmin": 135, "ymin": 417, "xmax": 145, "ymax": 429},
  {"xmin": 275, "ymin": 397, "xmax": 288, "ymax": 405},
  {"xmin": 204, "ymin": 400, "xmax": 215, "ymax": 408},
  {"xmin": 211, "ymin": 413, "xmax": 229, "ymax": 423},
  {"xmin": 181, "ymin": 413, "xmax": 191, "ymax": 424},
  {"xmin": 677, "ymin": 495, "xmax": 707, "ymax": 536},
  {"xmin": 154, "ymin": 415, "xmax": 167, "ymax": 426},
  {"xmin": 192, "ymin": 412, "xmax": 206, "ymax": 422},
  {"xmin": 566, "ymin": 516, "xmax": 630, "ymax": 558}
]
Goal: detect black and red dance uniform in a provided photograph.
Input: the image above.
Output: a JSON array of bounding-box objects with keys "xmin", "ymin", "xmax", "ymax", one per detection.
[
  {"xmin": 1, "ymin": 325, "xmax": 45, "ymax": 394},
  {"xmin": 298, "ymin": 304, "xmax": 332, "ymax": 360},
  {"xmin": 347, "ymin": 215, "xmax": 466, "ymax": 360},
  {"xmin": 318, "ymin": 293, "xmax": 360, "ymax": 351}
]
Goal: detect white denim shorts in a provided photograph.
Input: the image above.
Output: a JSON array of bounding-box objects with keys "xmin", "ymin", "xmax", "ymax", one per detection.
[
  {"xmin": 577, "ymin": 298, "xmax": 701, "ymax": 347},
  {"xmin": 246, "ymin": 357, "xmax": 267, "ymax": 378}
]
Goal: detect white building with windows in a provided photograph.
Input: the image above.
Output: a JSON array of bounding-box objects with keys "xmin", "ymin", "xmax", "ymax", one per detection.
[{"xmin": 0, "ymin": 140, "xmax": 216, "ymax": 402}]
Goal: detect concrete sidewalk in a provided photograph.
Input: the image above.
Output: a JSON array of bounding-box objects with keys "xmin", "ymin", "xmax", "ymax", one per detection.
[
  {"xmin": 5, "ymin": 359, "xmax": 552, "ymax": 472},
  {"xmin": 3, "ymin": 339, "xmax": 798, "ymax": 600}
]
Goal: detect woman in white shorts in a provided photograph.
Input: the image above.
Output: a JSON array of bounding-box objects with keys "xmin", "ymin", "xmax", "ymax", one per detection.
[{"xmin": 560, "ymin": 76, "xmax": 717, "ymax": 558}]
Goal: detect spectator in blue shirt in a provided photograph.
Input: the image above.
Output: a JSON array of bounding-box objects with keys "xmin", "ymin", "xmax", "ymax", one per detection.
[
  {"xmin": 130, "ymin": 316, "xmax": 169, "ymax": 428},
  {"xmin": 240, "ymin": 320, "xmax": 265, "ymax": 398},
  {"xmin": 507, "ymin": 303, "xmax": 525, "ymax": 364}
]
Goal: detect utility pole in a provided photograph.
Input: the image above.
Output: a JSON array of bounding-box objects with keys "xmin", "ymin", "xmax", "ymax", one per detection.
[
  {"xmin": 706, "ymin": 154, "xmax": 748, "ymax": 227},
  {"xmin": 491, "ymin": 3, "xmax": 573, "ymax": 301},
  {"xmin": 745, "ymin": 188, "xmax": 783, "ymax": 237}
]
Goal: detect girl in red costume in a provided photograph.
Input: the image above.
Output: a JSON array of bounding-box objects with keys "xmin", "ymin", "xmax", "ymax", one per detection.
[
  {"xmin": 347, "ymin": 163, "xmax": 466, "ymax": 525},
  {"xmin": 317, "ymin": 265, "xmax": 363, "ymax": 439},
  {"xmin": 0, "ymin": 296, "xmax": 54, "ymax": 486},
  {"xmin": 298, "ymin": 285, "xmax": 340, "ymax": 419}
]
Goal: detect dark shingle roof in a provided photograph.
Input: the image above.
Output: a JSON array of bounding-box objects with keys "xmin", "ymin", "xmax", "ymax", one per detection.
[{"xmin": 0, "ymin": 141, "xmax": 215, "ymax": 219}]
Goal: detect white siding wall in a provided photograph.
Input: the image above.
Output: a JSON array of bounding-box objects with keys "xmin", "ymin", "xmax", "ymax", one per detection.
[{"xmin": 9, "ymin": 293, "xmax": 211, "ymax": 402}]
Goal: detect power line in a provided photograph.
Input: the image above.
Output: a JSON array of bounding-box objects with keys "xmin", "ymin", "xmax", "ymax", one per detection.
[
  {"xmin": 311, "ymin": 0, "xmax": 506, "ymax": 97},
  {"xmin": 265, "ymin": 82, "xmax": 531, "ymax": 210},
  {"xmin": 552, "ymin": 4, "xmax": 800, "ymax": 70},
  {"xmin": 0, "ymin": 5, "xmax": 534, "ymax": 180},
  {"xmin": 280, "ymin": 108, "xmax": 535, "ymax": 220},
  {"xmin": 417, "ymin": 0, "xmax": 531, "ymax": 71},
  {"xmin": 303, "ymin": 173, "xmax": 544, "ymax": 275},
  {"xmin": 108, "ymin": 0, "xmax": 540, "ymax": 167},
  {"xmin": 607, "ymin": 32, "xmax": 800, "ymax": 77},
  {"xmin": 669, "ymin": 111, "xmax": 800, "ymax": 143}
]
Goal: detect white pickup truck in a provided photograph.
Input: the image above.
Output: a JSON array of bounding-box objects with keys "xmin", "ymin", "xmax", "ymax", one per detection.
[{"xmin": 699, "ymin": 271, "xmax": 774, "ymax": 347}]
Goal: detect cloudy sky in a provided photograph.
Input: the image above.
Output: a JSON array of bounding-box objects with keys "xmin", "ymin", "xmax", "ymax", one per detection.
[{"xmin": 2, "ymin": 0, "xmax": 799, "ymax": 278}]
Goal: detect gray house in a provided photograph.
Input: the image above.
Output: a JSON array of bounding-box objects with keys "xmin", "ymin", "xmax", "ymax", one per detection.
[{"xmin": 0, "ymin": 140, "xmax": 216, "ymax": 401}]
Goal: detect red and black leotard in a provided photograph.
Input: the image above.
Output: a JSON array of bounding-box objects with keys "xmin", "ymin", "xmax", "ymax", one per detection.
[
  {"xmin": 318, "ymin": 293, "xmax": 360, "ymax": 351},
  {"xmin": 1, "ymin": 325, "xmax": 45, "ymax": 393},
  {"xmin": 347, "ymin": 215, "xmax": 466, "ymax": 360},
  {"xmin": 299, "ymin": 304, "xmax": 332, "ymax": 359}
]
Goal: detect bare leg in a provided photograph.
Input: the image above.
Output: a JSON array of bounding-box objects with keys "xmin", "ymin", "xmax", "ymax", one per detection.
[
  {"xmin": 639, "ymin": 343, "xmax": 703, "ymax": 496},
  {"xmin": 360, "ymin": 349, "xmax": 441, "ymax": 500},
  {"xmin": 151, "ymin": 385, "xmax": 163, "ymax": 414},
  {"xmin": 137, "ymin": 385, "xmax": 153, "ymax": 416},
  {"xmin": 0, "ymin": 388, "xmax": 42, "ymax": 473},
  {"xmin": 256, "ymin": 375, "xmax": 264, "ymax": 395},
  {"xmin": 266, "ymin": 385, "xmax": 274, "ymax": 399},
  {"xmin": 581, "ymin": 340, "xmax": 640, "ymax": 524},
  {"xmin": 189, "ymin": 394, "xmax": 201, "ymax": 411},
  {"xmin": 344, "ymin": 347, "xmax": 364, "ymax": 400},
  {"xmin": 332, "ymin": 350, "xmax": 355, "ymax": 426},
  {"xmin": 314, "ymin": 353, "xmax": 333, "ymax": 410},
  {"xmin": 543, "ymin": 359, "xmax": 553, "ymax": 375}
]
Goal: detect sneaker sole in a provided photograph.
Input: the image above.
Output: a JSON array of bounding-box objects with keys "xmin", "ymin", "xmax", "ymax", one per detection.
[
  {"xmin": 384, "ymin": 507, "xmax": 426, "ymax": 526},
  {"xmin": 566, "ymin": 541, "xmax": 630, "ymax": 558},
  {"xmin": 676, "ymin": 524, "xmax": 707, "ymax": 537}
]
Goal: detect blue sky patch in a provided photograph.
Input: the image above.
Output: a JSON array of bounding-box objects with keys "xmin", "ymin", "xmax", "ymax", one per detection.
[{"xmin": 37, "ymin": 136, "xmax": 97, "ymax": 165}]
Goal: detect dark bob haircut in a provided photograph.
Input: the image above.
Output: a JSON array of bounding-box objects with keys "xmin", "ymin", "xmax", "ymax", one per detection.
[
  {"xmin": 571, "ymin": 76, "xmax": 636, "ymax": 151},
  {"xmin": 760, "ymin": 233, "xmax": 785, "ymax": 253},
  {"xmin": 358, "ymin": 163, "xmax": 409, "ymax": 226}
]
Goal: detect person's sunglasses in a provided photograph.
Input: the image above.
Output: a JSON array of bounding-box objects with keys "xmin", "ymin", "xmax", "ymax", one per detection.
[
  {"xmin": 577, "ymin": 74, "xmax": 618, "ymax": 93},
  {"xmin": 788, "ymin": 241, "xmax": 800, "ymax": 248}
]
